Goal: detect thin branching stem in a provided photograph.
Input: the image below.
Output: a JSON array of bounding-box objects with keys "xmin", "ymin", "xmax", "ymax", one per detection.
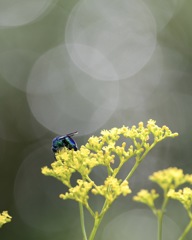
[
  {"xmin": 178, "ymin": 220, "xmax": 192, "ymax": 240},
  {"xmin": 157, "ymin": 193, "xmax": 169, "ymax": 240},
  {"xmin": 79, "ymin": 203, "xmax": 88, "ymax": 240},
  {"xmin": 125, "ymin": 141, "xmax": 157, "ymax": 181},
  {"xmin": 88, "ymin": 201, "xmax": 109, "ymax": 240}
]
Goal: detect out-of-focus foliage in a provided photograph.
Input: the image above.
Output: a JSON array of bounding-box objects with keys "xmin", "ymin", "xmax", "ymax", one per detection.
[{"xmin": 0, "ymin": 0, "xmax": 192, "ymax": 239}]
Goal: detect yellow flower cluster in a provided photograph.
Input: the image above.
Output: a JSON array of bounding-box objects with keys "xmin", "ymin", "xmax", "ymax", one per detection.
[
  {"xmin": 133, "ymin": 167, "xmax": 192, "ymax": 215},
  {"xmin": 42, "ymin": 119, "xmax": 178, "ymax": 210},
  {"xmin": 133, "ymin": 189, "xmax": 159, "ymax": 209},
  {"xmin": 149, "ymin": 167, "xmax": 192, "ymax": 192},
  {"xmin": 92, "ymin": 177, "xmax": 131, "ymax": 204},
  {"xmin": 0, "ymin": 211, "xmax": 12, "ymax": 228},
  {"xmin": 60, "ymin": 180, "xmax": 94, "ymax": 207},
  {"xmin": 86, "ymin": 119, "xmax": 178, "ymax": 154},
  {"xmin": 42, "ymin": 160, "xmax": 75, "ymax": 188},
  {"xmin": 168, "ymin": 188, "xmax": 192, "ymax": 213}
]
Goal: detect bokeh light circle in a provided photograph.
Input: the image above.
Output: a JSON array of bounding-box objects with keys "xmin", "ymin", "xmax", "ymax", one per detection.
[
  {"xmin": 117, "ymin": 46, "xmax": 163, "ymax": 109},
  {"xmin": 0, "ymin": 49, "xmax": 38, "ymax": 91},
  {"xmin": 0, "ymin": 79, "xmax": 47, "ymax": 141},
  {"xmin": 65, "ymin": 0, "xmax": 157, "ymax": 81},
  {"xmin": 143, "ymin": 0, "xmax": 186, "ymax": 31},
  {"xmin": 101, "ymin": 209, "xmax": 181, "ymax": 240},
  {"xmin": 14, "ymin": 143, "xmax": 79, "ymax": 232},
  {"xmin": 26, "ymin": 44, "xmax": 119, "ymax": 136},
  {"xmin": 0, "ymin": 0, "xmax": 56, "ymax": 27}
]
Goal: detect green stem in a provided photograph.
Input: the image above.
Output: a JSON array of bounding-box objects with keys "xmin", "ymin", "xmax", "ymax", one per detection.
[
  {"xmin": 88, "ymin": 200, "xmax": 110, "ymax": 240},
  {"xmin": 157, "ymin": 193, "xmax": 169, "ymax": 240},
  {"xmin": 88, "ymin": 213, "xmax": 105, "ymax": 240},
  {"xmin": 125, "ymin": 161, "xmax": 140, "ymax": 181},
  {"xmin": 178, "ymin": 220, "xmax": 192, "ymax": 240},
  {"xmin": 79, "ymin": 203, "xmax": 88, "ymax": 240},
  {"xmin": 157, "ymin": 212, "xmax": 163, "ymax": 240},
  {"xmin": 125, "ymin": 142, "xmax": 157, "ymax": 181}
]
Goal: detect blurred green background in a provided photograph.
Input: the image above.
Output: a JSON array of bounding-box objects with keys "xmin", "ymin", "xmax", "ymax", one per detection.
[{"xmin": 0, "ymin": 0, "xmax": 192, "ymax": 239}]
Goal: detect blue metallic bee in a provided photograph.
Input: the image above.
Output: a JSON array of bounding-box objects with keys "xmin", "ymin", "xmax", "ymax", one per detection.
[{"xmin": 52, "ymin": 131, "xmax": 78, "ymax": 153}]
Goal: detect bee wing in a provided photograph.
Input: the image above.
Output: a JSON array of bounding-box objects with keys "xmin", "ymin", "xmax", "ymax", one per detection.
[{"xmin": 66, "ymin": 131, "xmax": 78, "ymax": 137}]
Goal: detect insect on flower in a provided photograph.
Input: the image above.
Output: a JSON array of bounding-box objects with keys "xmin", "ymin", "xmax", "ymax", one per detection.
[{"xmin": 52, "ymin": 131, "xmax": 78, "ymax": 153}]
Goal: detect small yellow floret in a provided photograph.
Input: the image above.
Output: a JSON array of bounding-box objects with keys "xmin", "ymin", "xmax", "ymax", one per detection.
[
  {"xmin": 0, "ymin": 211, "xmax": 12, "ymax": 228},
  {"xmin": 92, "ymin": 176, "xmax": 131, "ymax": 204},
  {"xmin": 168, "ymin": 187, "xmax": 192, "ymax": 211},
  {"xmin": 149, "ymin": 167, "xmax": 189, "ymax": 191},
  {"xmin": 133, "ymin": 189, "xmax": 159, "ymax": 209}
]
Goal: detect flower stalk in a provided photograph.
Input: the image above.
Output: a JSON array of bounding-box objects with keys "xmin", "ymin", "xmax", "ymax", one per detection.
[
  {"xmin": 178, "ymin": 220, "xmax": 192, "ymax": 240},
  {"xmin": 134, "ymin": 168, "xmax": 192, "ymax": 240},
  {"xmin": 79, "ymin": 203, "xmax": 88, "ymax": 240},
  {"xmin": 42, "ymin": 119, "xmax": 178, "ymax": 240}
]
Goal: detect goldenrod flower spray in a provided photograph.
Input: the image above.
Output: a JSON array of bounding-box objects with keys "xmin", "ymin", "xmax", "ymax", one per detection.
[
  {"xmin": 134, "ymin": 168, "xmax": 192, "ymax": 240},
  {"xmin": 42, "ymin": 119, "xmax": 178, "ymax": 240}
]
